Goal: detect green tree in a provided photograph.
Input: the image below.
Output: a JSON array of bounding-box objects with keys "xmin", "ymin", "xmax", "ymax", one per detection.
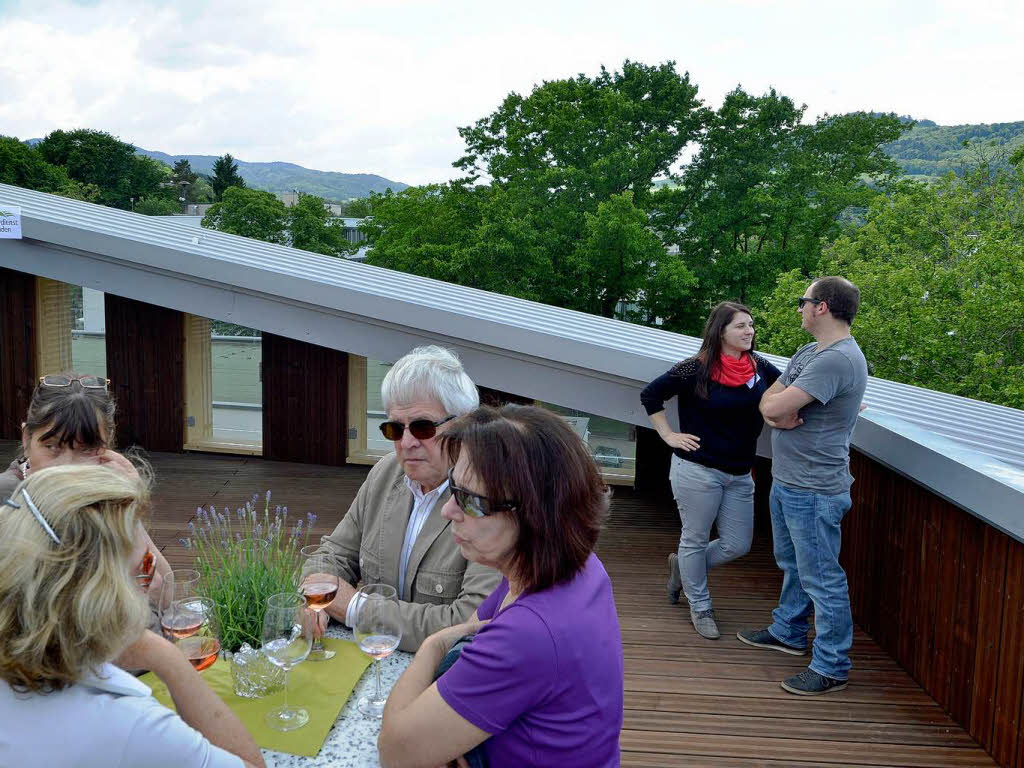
[
  {"xmin": 172, "ymin": 159, "xmax": 198, "ymax": 185},
  {"xmin": 341, "ymin": 197, "xmax": 371, "ymax": 217},
  {"xmin": 651, "ymin": 90, "xmax": 906, "ymax": 332},
  {"xmin": 758, "ymin": 160, "xmax": 1024, "ymax": 409},
  {"xmin": 135, "ymin": 197, "xmax": 181, "ymax": 216},
  {"xmin": 579, "ymin": 192, "xmax": 689, "ymax": 318},
  {"xmin": 289, "ymin": 193, "xmax": 353, "ymax": 256},
  {"xmin": 202, "ymin": 187, "xmax": 287, "ymax": 243},
  {"xmin": 211, "ymin": 154, "xmax": 246, "ymax": 200},
  {"xmin": 36, "ymin": 129, "xmax": 165, "ymax": 208},
  {"xmin": 371, "ymin": 61, "xmax": 706, "ymax": 316},
  {"xmin": 0, "ymin": 136, "xmax": 99, "ymax": 201}
]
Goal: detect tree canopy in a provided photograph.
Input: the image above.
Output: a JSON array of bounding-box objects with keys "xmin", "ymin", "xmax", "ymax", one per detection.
[
  {"xmin": 202, "ymin": 187, "xmax": 287, "ymax": 243},
  {"xmin": 757, "ymin": 159, "xmax": 1024, "ymax": 409},
  {"xmin": 369, "ymin": 61, "xmax": 707, "ymax": 318},
  {"xmin": 367, "ymin": 62, "xmax": 907, "ymax": 331},
  {"xmin": 201, "ymin": 187, "xmax": 354, "ymax": 257},
  {"xmin": 211, "ymin": 153, "xmax": 246, "ymax": 200},
  {"xmin": 35, "ymin": 129, "xmax": 171, "ymax": 209}
]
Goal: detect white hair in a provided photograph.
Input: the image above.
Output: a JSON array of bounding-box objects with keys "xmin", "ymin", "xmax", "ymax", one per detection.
[{"xmin": 381, "ymin": 345, "xmax": 479, "ymax": 416}]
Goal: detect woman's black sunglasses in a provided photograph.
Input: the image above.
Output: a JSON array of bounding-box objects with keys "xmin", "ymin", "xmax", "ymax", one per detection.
[
  {"xmin": 447, "ymin": 468, "xmax": 517, "ymax": 518},
  {"xmin": 378, "ymin": 414, "xmax": 456, "ymax": 441}
]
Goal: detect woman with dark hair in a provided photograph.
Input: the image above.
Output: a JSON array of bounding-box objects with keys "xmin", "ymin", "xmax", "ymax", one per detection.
[
  {"xmin": 640, "ymin": 302, "xmax": 781, "ymax": 640},
  {"xmin": 0, "ymin": 373, "xmax": 171, "ymax": 594},
  {"xmin": 378, "ymin": 405, "xmax": 623, "ymax": 768}
]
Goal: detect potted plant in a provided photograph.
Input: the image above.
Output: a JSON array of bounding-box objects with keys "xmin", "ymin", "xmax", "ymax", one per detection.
[{"xmin": 181, "ymin": 492, "xmax": 316, "ymax": 697}]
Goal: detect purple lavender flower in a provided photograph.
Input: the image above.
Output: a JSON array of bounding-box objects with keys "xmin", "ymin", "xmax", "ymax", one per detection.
[
  {"xmin": 266, "ymin": 490, "xmax": 272, "ymax": 503},
  {"xmin": 307, "ymin": 512, "xmax": 317, "ymax": 527}
]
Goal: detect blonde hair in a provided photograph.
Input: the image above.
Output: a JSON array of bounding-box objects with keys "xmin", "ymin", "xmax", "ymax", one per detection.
[{"xmin": 0, "ymin": 464, "xmax": 151, "ymax": 692}]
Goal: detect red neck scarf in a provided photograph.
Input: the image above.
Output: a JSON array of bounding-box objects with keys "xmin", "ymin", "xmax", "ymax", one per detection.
[{"xmin": 712, "ymin": 352, "xmax": 755, "ymax": 387}]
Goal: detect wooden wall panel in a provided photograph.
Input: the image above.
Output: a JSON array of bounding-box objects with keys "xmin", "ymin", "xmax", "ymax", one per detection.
[
  {"xmin": 261, "ymin": 333, "xmax": 347, "ymax": 467},
  {"xmin": 104, "ymin": 294, "xmax": 184, "ymax": 451},
  {"xmin": 842, "ymin": 448, "xmax": 1024, "ymax": 768},
  {"xmin": 0, "ymin": 268, "xmax": 37, "ymax": 439},
  {"xmin": 991, "ymin": 544, "xmax": 1024, "ymax": 765}
]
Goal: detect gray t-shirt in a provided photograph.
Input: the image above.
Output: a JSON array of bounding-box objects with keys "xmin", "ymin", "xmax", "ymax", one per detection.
[{"xmin": 770, "ymin": 337, "xmax": 868, "ymax": 494}]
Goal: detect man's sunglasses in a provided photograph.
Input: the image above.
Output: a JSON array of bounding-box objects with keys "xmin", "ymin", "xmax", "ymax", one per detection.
[
  {"xmin": 797, "ymin": 297, "xmax": 824, "ymax": 309},
  {"xmin": 40, "ymin": 374, "xmax": 111, "ymax": 390},
  {"xmin": 447, "ymin": 468, "xmax": 517, "ymax": 518},
  {"xmin": 378, "ymin": 414, "xmax": 456, "ymax": 441}
]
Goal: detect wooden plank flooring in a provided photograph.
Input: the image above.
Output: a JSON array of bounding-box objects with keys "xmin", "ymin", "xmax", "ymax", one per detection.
[{"xmin": 1, "ymin": 442, "xmax": 997, "ymax": 766}]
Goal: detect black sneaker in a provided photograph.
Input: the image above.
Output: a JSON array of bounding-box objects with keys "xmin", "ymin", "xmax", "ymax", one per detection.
[
  {"xmin": 736, "ymin": 628, "xmax": 806, "ymax": 656},
  {"xmin": 780, "ymin": 668, "xmax": 848, "ymax": 696}
]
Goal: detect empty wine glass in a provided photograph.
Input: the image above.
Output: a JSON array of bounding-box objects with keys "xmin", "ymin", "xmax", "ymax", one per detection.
[
  {"xmin": 261, "ymin": 592, "xmax": 313, "ymax": 731},
  {"xmin": 171, "ymin": 597, "xmax": 220, "ymax": 672},
  {"xmin": 353, "ymin": 583, "xmax": 402, "ymax": 718},
  {"xmin": 300, "ymin": 545, "xmax": 339, "ymax": 661},
  {"xmin": 158, "ymin": 569, "xmax": 200, "ymax": 639}
]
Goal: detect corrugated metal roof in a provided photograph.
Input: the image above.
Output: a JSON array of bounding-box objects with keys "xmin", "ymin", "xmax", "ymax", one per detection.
[{"xmin": 3, "ymin": 182, "xmax": 1024, "ymax": 475}]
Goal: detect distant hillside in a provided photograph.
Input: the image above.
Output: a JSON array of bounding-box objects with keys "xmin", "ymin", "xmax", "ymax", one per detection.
[
  {"xmin": 884, "ymin": 120, "xmax": 1024, "ymax": 178},
  {"xmin": 136, "ymin": 149, "xmax": 408, "ymax": 199}
]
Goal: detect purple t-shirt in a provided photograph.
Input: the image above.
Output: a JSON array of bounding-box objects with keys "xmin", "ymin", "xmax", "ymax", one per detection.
[{"xmin": 436, "ymin": 553, "xmax": 623, "ymax": 767}]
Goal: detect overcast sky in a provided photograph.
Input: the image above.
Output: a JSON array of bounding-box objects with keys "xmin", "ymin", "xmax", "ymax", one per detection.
[{"xmin": 1, "ymin": 0, "xmax": 1021, "ymax": 186}]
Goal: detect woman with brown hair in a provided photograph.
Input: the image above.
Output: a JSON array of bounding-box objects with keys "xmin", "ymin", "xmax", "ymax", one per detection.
[
  {"xmin": 378, "ymin": 405, "xmax": 623, "ymax": 768},
  {"xmin": 0, "ymin": 464, "xmax": 264, "ymax": 768},
  {"xmin": 1, "ymin": 373, "xmax": 171, "ymax": 597},
  {"xmin": 640, "ymin": 302, "xmax": 781, "ymax": 640}
]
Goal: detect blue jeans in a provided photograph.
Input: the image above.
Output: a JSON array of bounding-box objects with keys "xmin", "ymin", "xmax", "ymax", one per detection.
[
  {"xmin": 768, "ymin": 481, "xmax": 853, "ymax": 680},
  {"xmin": 435, "ymin": 637, "xmax": 488, "ymax": 768}
]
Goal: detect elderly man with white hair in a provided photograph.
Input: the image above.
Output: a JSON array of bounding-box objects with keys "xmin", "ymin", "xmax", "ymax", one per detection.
[{"xmin": 312, "ymin": 345, "xmax": 501, "ymax": 651}]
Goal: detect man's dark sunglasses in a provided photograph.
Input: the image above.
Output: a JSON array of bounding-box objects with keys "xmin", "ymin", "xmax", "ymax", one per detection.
[
  {"xmin": 447, "ymin": 468, "xmax": 517, "ymax": 518},
  {"xmin": 379, "ymin": 414, "xmax": 456, "ymax": 441},
  {"xmin": 797, "ymin": 297, "xmax": 824, "ymax": 309}
]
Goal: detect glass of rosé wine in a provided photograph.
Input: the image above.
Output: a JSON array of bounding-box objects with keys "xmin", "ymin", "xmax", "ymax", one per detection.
[{"xmin": 299, "ymin": 545, "xmax": 339, "ymax": 661}]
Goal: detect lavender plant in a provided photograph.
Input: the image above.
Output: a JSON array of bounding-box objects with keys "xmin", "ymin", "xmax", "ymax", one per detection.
[{"xmin": 180, "ymin": 491, "xmax": 318, "ymax": 653}]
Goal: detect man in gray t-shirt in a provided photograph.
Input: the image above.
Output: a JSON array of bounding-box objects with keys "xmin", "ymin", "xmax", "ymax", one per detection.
[
  {"xmin": 736, "ymin": 276, "xmax": 868, "ymax": 697},
  {"xmin": 770, "ymin": 337, "xmax": 867, "ymax": 494}
]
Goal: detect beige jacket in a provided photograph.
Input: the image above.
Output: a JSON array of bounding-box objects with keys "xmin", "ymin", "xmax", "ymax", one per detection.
[{"xmin": 317, "ymin": 453, "xmax": 500, "ymax": 651}]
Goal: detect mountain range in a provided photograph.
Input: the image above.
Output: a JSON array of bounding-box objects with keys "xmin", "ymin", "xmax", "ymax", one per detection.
[{"xmin": 136, "ymin": 149, "xmax": 407, "ymax": 200}]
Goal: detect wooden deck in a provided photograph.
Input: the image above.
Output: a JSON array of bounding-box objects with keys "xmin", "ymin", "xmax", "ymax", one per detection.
[{"xmin": 4, "ymin": 444, "xmax": 997, "ymax": 766}]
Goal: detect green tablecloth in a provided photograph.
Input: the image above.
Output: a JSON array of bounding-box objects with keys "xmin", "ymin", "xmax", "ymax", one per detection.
[{"xmin": 140, "ymin": 638, "xmax": 372, "ymax": 757}]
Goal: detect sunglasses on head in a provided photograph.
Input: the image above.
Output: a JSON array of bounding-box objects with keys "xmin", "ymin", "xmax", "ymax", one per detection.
[
  {"xmin": 447, "ymin": 468, "xmax": 517, "ymax": 518},
  {"xmin": 379, "ymin": 414, "xmax": 456, "ymax": 441},
  {"xmin": 797, "ymin": 297, "xmax": 824, "ymax": 309},
  {"xmin": 40, "ymin": 374, "xmax": 111, "ymax": 390}
]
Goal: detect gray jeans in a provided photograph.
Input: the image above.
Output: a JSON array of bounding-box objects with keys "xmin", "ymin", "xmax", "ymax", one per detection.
[{"xmin": 669, "ymin": 455, "xmax": 755, "ymax": 612}]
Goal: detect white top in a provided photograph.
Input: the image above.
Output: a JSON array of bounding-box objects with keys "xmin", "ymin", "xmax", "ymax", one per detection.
[
  {"xmin": 344, "ymin": 476, "xmax": 449, "ymax": 627},
  {"xmin": 0, "ymin": 663, "xmax": 243, "ymax": 768}
]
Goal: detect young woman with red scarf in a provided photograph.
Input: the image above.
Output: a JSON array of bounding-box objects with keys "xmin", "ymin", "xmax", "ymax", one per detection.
[{"xmin": 640, "ymin": 302, "xmax": 781, "ymax": 640}]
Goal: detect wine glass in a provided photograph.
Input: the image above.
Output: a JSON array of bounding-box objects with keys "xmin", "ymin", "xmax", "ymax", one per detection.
[
  {"xmin": 353, "ymin": 583, "xmax": 402, "ymax": 718},
  {"xmin": 261, "ymin": 592, "xmax": 313, "ymax": 731},
  {"xmin": 158, "ymin": 569, "xmax": 200, "ymax": 639},
  {"xmin": 170, "ymin": 597, "xmax": 220, "ymax": 671},
  {"xmin": 300, "ymin": 545, "xmax": 339, "ymax": 661}
]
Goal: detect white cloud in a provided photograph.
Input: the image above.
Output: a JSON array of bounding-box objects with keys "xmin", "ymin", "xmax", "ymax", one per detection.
[{"xmin": 1, "ymin": 0, "xmax": 1021, "ymax": 186}]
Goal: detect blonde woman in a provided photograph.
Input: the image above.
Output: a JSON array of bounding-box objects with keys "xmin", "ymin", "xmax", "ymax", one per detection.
[{"xmin": 0, "ymin": 465, "xmax": 265, "ymax": 768}]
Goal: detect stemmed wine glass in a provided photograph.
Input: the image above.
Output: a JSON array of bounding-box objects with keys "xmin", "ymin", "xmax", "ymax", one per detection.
[
  {"xmin": 158, "ymin": 569, "xmax": 200, "ymax": 639},
  {"xmin": 299, "ymin": 545, "xmax": 339, "ymax": 661},
  {"xmin": 172, "ymin": 597, "xmax": 220, "ymax": 671},
  {"xmin": 353, "ymin": 583, "xmax": 402, "ymax": 718},
  {"xmin": 261, "ymin": 592, "xmax": 314, "ymax": 731}
]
